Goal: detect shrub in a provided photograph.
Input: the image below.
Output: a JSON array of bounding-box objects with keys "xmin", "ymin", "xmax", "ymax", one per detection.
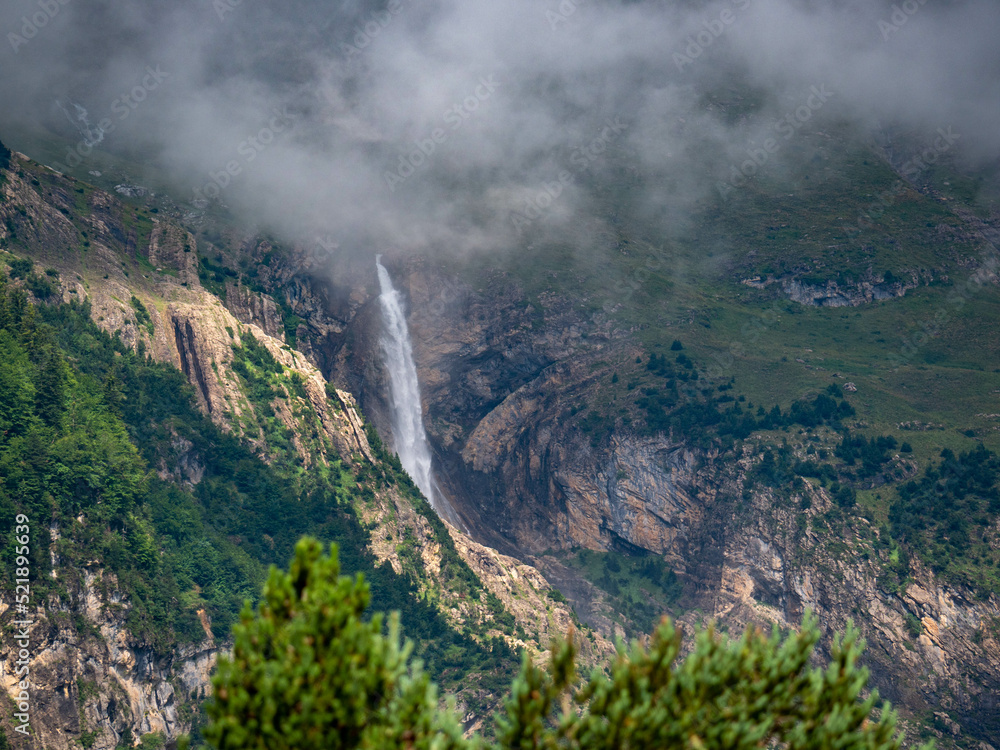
[
  {"xmin": 208, "ymin": 539, "xmax": 920, "ymax": 750},
  {"xmin": 8, "ymin": 258, "xmax": 32, "ymax": 279}
]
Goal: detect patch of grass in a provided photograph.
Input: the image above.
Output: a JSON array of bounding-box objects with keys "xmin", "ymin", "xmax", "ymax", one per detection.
[{"xmin": 560, "ymin": 547, "xmax": 682, "ymax": 638}]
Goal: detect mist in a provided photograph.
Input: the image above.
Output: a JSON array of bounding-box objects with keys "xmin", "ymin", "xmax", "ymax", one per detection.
[{"xmin": 1, "ymin": 0, "xmax": 998, "ymax": 260}]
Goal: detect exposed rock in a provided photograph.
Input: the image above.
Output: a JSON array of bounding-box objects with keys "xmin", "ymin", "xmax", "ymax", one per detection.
[
  {"xmin": 742, "ymin": 271, "xmax": 923, "ymax": 307},
  {"xmin": 451, "ymin": 529, "xmax": 615, "ymax": 664},
  {"xmin": 223, "ymin": 280, "xmax": 284, "ymax": 340},
  {"xmin": 782, "ymin": 276, "xmax": 917, "ymax": 306},
  {"xmin": 705, "ymin": 468, "xmax": 1000, "ymax": 741},
  {"xmin": 0, "ymin": 569, "xmax": 216, "ymax": 750}
]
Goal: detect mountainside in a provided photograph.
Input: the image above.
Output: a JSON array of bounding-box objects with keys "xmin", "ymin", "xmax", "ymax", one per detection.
[
  {"xmin": 2, "ymin": 0, "xmax": 1000, "ymax": 747},
  {"xmin": 262, "ymin": 261, "xmax": 1000, "ymax": 744},
  {"xmin": 0, "ymin": 147, "xmax": 611, "ymax": 749},
  {"xmin": 2, "ymin": 95, "xmax": 1000, "ymax": 748},
  {"xmin": 197, "ymin": 127, "xmax": 1000, "ymax": 745}
]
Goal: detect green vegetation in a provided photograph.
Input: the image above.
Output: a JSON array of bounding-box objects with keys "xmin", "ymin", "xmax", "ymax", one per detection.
[
  {"xmin": 890, "ymin": 445, "xmax": 1000, "ymax": 594},
  {"xmin": 228, "ymin": 329, "xmax": 294, "ymax": 455},
  {"xmin": 6, "ymin": 257, "xmax": 56, "ymax": 299},
  {"xmin": 197, "ymin": 251, "xmax": 236, "ymax": 298},
  {"xmin": 130, "ymin": 295, "xmax": 154, "ymax": 335},
  {"xmin": 364, "ymin": 423, "xmax": 489, "ymax": 604},
  {"xmin": 207, "ymin": 538, "xmax": 918, "ymax": 750},
  {"xmin": 119, "ymin": 205, "xmax": 155, "ymax": 262},
  {"xmin": 7, "ymin": 257, "xmax": 31, "ymax": 279},
  {"xmin": 561, "ymin": 548, "xmax": 682, "ymax": 637},
  {"xmin": 0, "ymin": 277, "xmax": 518, "ymax": 718},
  {"xmin": 138, "ymin": 732, "xmax": 166, "ymax": 750},
  {"xmin": 206, "ymin": 538, "xmax": 469, "ymax": 750}
]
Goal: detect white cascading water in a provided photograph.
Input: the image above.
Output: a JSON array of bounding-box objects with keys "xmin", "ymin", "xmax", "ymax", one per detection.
[{"xmin": 376, "ymin": 257, "xmax": 464, "ymax": 529}]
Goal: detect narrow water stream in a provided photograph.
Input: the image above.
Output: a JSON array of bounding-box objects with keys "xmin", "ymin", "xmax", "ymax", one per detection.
[{"xmin": 376, "ymin": 257, "xmax": 464, "ymax": 530}]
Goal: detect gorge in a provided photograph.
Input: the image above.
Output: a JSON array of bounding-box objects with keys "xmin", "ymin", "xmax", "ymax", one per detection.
[{"xmin": 0, "ymin": 0, "xmax": 998, "ymax": 745}]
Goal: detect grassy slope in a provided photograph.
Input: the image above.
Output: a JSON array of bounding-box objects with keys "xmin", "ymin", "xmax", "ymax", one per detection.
[
  {"xmin": 454, "ymin": 116, "xmax": 1000, "ymax": 609},
  {"xmin": 466, "ymin": 120, "xmax": 999, "ymax": 456}
]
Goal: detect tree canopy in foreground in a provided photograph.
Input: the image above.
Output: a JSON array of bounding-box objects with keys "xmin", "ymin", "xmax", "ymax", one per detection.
[{"xmin": 205, "ymin": 538, "xmax": 920, "ymax": 750}]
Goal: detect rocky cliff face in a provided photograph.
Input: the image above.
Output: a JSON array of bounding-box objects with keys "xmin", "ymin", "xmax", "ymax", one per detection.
[
  {"xmin": 709, "ymin": 463, "xmax": 1000, "ymax": 742},
  {"xmin": 740, "ymin": 272, "xmax": 925, "ymax": 307},
  {"xmin": 269, "ymin": 253, "xmax": 1000, "ymax": 744},
  {"xmin": 1, "ymin": 153, "xmax": 613, "ymax": 748},
  {"xmin": 0, "ymin": 570, "xmax": 216, "ymax": 750},
  {"xmin": 310, "ymin": 259, "xmax": 633, "ymax": 556}
]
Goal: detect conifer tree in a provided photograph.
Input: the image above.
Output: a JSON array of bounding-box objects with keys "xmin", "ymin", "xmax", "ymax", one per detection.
[
  {"xmin": 207, "ymin": 538, "xmax": 921, "ymax": 750},
  {"xmin": 205, "ymin": 538, "xmax": 469, "ymax": 750}
]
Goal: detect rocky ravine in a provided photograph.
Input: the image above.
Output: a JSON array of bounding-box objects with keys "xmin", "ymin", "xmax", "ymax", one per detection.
[
  {"xmin": 276, "ymin": 255, "xmax": 1000, "ymax": 744},
  {"xmin": 1, "ymin": 155, "xmax": 612, "ymax": 748}
]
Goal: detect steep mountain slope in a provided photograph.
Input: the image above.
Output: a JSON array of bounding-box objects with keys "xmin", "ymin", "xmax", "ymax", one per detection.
[
  {"xmin": 0, "ymin": 146, "xmax": 611, "ymax": 749},
  {"xmin": 3, "ymin": 101, "xmax": 1000, "ymax": 747},
  {"xmin": 222, "ymin": 130, "xmax": 1000, "ymax": 746},
  {"xmin": 271, "ymin": 252, "xmax": 1000, "ymax": 744}
]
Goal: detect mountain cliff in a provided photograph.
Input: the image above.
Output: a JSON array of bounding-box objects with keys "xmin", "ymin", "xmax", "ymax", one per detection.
[
  {"xmin": 210, "ymin": 134, "xmax": 1000, "ymax": 745},
  {"xmin": 2, "ymin": 113, "xmax": 1000, "ymax": 749},
  {"xmin": 0, "ymin": 148, "xmax": 610, "ymax": 749},
  {"xmin": 258, "ymin": 252, "xmax": 1000, "ymax": 746}
]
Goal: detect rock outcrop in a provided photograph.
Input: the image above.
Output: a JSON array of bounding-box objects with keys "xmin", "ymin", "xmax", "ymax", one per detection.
[
  {"xmin": 0, "ymin": 569, "xmax": 216, "ymax": 750},
  {"xmin": 223, "ymin": 280, "xmax": 284, "ymax": 340},
  {"xmin": 711, "ymin": 469, "xmax": 1000, "ymax": 741},
  {"xmin": 740, "ymin": 272, "xmax": 922, "ymax": 307},
  {"xmin": 0, "ymin": 154, "xmax": 609, "ymax": 747}
]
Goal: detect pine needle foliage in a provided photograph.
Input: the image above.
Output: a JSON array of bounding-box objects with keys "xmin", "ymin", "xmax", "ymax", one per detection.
[
  {"xmin": 207, "ymin": 538, "xmax": 924, "ymax": 750},
  {"xmin": 205, "ymin": 538, "xmax": 469, "ymax": 750}
]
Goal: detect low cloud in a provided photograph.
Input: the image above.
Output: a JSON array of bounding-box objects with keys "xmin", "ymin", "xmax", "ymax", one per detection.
[{"xmin": 0, "ymin": 0, "xmax": 996, "ymax": 261}]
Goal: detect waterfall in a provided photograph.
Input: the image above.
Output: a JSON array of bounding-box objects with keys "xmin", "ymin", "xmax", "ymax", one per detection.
[{"xmin": 376, "ymin": 257, "xmax": 463, "ymax": 529}]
